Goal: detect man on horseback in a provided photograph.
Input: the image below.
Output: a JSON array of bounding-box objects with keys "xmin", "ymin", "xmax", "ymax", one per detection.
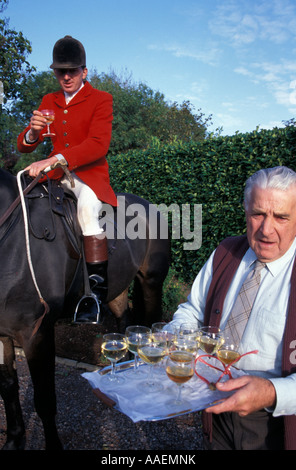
[{"xmin": 17, "ymin": 35, "xmax": 117, "ymax": 323}]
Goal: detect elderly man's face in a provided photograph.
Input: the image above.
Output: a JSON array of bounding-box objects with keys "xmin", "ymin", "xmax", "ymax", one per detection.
[{"xmin": 245, "ymin": 185, "xmax": 296, "ymax": 262}]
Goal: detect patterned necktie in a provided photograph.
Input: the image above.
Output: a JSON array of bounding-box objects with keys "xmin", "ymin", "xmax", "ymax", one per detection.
[{"xmin": 224, "ymin": 260, "xmax": 266, "ymax": 344}]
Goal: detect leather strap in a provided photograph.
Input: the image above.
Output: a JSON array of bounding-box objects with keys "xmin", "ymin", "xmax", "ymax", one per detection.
[{"xmin": 0, "ymin": 172, "xmax": 43, "ymax": 228}]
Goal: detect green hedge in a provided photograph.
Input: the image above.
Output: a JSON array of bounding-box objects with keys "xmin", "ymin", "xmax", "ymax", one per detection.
[{"xmin": 108, "ymin": 125, "xmax": 296, "ymax": 283}]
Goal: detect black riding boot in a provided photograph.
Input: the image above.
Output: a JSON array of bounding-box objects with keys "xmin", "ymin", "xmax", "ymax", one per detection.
[
  {"xmin": 88, "ymin": 260, "xmax": 108, "ymax": 304},
  {"xmin": 74, "ymin": 234, "xmax": 108, "ymax": 324}
]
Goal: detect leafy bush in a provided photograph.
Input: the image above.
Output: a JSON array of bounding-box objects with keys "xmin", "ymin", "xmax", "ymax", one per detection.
[
  {"xmin": 108, "ymin": 125, "xmax": 296, "ymax": 283},
  {"xmin": 161, "ymin": 267, "xmax": 189, "ymax": 322}
]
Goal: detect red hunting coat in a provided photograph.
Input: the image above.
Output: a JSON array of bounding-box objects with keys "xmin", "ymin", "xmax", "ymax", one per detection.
[{"xmin": 17, "ymin": 81, "xmax": 117, "ymax": 206}]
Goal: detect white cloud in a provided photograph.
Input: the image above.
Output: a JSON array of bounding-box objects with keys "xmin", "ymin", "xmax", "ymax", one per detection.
[
  {"xmin": 209, "ymin": 0, "xmax": 296, "ymax": 46},
  {"xmin": 148, "ymin": 43, "xmax": 221, "ymax": 67},
  {"xmin": 168, "ymin": 80, "xmax": 210, "ymax": 108},
  {"xmin": 259, "ymin": 120, "xmax": 285, "ymax": 130},
  {"xmin": 234, "ymin": 59, "xmax": 296, "ymax": 109},
  {"xmin": 215, "ymin": 111, "xmax": 245, "ymax": 134},
  {"xmin": 190, "ymin": 80, "xmax": 210, "ymax": 97}
]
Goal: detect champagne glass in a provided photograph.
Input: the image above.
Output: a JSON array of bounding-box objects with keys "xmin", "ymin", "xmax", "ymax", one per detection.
[
  {"xmin": 137, "ymin": 333, "xmax": 167, "ymax": 392},
  {"xmin": 100, "ymin": 333, "xmax": 128, "ymax": 385},
  {"xmin": 216, "ymin": 337, "xmax": 240, "ymax": 366},
  {"xmin": 41, "ymin": 109, "xmax": 55, "ymax": 137},
  {"xmin": 199, "ymin": 326, "xmax": 224, "ymax": 355},
  {"xmin": 170, "ymin": 335, "xmax": 198, "ymax": 357},
  {"xmin": 125, "ymin": 325, "xmax": 151, "ymax": 376},
  {"xmin": 165, "ymin": 351, "xmax": 194, "ymax": 409},
  {"xmin": 179, "ymin": 322, "xmax": 202, "ymax": 349},
  {"xmin": 151, "ymin": 322, "xmax": 167, "ymax": 331},
  {"xmin": 152, "ymin": 322, "xmax": 177, "ymax": 353}
]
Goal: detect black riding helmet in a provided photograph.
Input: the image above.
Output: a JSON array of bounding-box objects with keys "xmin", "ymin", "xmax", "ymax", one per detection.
[{"xmin": 50, "ymin": 35, "xmax": 86, "ymax": 69}]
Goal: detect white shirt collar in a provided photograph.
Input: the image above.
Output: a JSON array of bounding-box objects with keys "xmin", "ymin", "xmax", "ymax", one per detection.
[
  {"xmin": 246, "ymin": 237, "xmax": 296, "ymax": 277},
  {"xmin": 64, "ymin": 82, "xmax": 84, "ymax": 105}
]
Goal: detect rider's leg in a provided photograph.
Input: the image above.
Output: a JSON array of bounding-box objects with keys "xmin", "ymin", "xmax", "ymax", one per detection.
[
  {"xmin": 61, "ymin": 174, "xmax": 108, "ymax": 304},
  {"xmin": 83, "ymin": 233, "xmax": 108, "ymax": 303}
]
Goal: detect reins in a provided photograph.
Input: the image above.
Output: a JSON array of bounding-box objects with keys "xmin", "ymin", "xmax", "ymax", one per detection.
[
  {"xmin": 0, "ymin": 159, "xmax": 73, "ymax": 229},
  {"xmin": 16, "ymin": 170, "xmax": 50, "ymax": 336},
  {"xmin": 2, "ymin": 164, "xmax": 73, "ymax": 337},
  {"xmin": 0, "ymin": 171, "xmax": 43, "ymax": 228}
]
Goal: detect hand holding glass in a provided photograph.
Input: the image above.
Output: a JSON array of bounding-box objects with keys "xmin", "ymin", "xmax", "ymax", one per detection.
[{"xmin": 41, "ymin": 109, "xmax": 55, "ymax": 137}]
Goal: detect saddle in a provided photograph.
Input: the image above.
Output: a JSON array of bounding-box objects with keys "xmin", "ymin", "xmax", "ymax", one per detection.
[
  {"xmin": 25, "ymin": 176, "xmax": 82, "ymax": 258},
  {"xmin": 0, "ymin": 170, "xmax": 81, "ymax": 256},
  {"xmin": 21, "ymin": 173, "xmax": 103, "ymax": 324}
]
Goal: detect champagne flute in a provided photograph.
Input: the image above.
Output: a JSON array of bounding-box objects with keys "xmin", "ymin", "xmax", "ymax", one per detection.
[
  {"xmin": 216, "ymin": 337, "xmax": 240, "ymax": 366},
  {"xmin": 199, "ymin": 326, "xmax": 224, "ymax": 355},
  {"xmin": 165, "ymin": 351, "xmax": 194, "ymax": 409},
  {"xmin": 41, "ymin": 109, "xmax": 55, "ymax": 137},
  {"xmin": 100, "ymin": 333, "xmax": 128, "ymax": 385},
  {"xmin": 137, "ymin": 333, "xmax": 167, "ymax": 392},
  {"xmin": 125, "ymin": 325, "xmax": 151, "ymax": 376}
]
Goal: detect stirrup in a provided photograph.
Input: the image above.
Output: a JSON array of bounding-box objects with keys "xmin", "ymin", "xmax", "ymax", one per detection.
[
  {"xmin": 73, "ymin": 292, "xmax": 101, "ymax": 324},
  {"xmin": 89, "ymin": 273, "xmax": 106, "ymax": 289}
]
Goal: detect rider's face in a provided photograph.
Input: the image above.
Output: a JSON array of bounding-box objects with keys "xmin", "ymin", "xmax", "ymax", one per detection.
[{"xmin": 54, "ymin": 67, "xmax": 88, "ymax": 95}]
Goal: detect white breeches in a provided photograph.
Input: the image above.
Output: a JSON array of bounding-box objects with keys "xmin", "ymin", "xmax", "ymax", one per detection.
[{"xmin": 60, "ymin": 173, "xmax": 103, "ymax": 236}]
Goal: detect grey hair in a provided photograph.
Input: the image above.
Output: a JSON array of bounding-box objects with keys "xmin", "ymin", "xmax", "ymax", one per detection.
[{"xmin": 244, "ymin": 166, "xmax": 296, "ymax": 210}]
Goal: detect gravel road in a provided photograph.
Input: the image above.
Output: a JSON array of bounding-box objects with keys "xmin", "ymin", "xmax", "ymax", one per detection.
[{"xmin": 0, "ymin": 352, "xmax": 204, "ymax": 453}]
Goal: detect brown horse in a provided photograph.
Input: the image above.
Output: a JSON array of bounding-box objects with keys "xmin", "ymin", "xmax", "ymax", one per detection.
[{"xmin": 0, "ymin": 169, "xmax": 170, "ymax": 449}]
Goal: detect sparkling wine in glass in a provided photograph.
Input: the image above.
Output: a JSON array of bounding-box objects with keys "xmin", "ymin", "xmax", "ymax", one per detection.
[
  {"xmin": 170, "ymin": 336, "xmax": 198, "ymax": 357},
  {"xmin": 125, "ymin": 325, "xmax": 151, "ymax": 376},
  {"xmin": 179, "ymin": 322, "xmax": 202, "ymax": 349},
  {"xmin": 101, "ymin": 333, "xmax": 128, "ymax": 385},
  {"xmin": 199, "ymin": 326, "xmax": 223, "ymax": 355},
  {"xmin": 41, "ymin": 109, "xmax": 55, "ymax": 137},
  {"xmin": 165, "ymin": 351, "xmax": 194, "ymax": 409},
  {"xmin": 216, "ymin": 337, "xmax": 240, "ymax": 366},
  {"xmin": 137, "ymin": 333, "xmax": 167, "ymax": 392},
  {"xmin": 151, "ymin": 322, "xmax": 177, "ymax": 353}
]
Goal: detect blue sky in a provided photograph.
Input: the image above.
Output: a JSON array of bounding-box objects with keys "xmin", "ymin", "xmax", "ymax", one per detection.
[{"xmin": 4, "ymin": 0, "xmax": 296, "ymax": 136}]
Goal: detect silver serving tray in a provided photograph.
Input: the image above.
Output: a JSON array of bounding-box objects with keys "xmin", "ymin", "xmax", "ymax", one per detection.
[{"xmin": 93, "ymin": 359, "xmax": 227, "ymax": 421}]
